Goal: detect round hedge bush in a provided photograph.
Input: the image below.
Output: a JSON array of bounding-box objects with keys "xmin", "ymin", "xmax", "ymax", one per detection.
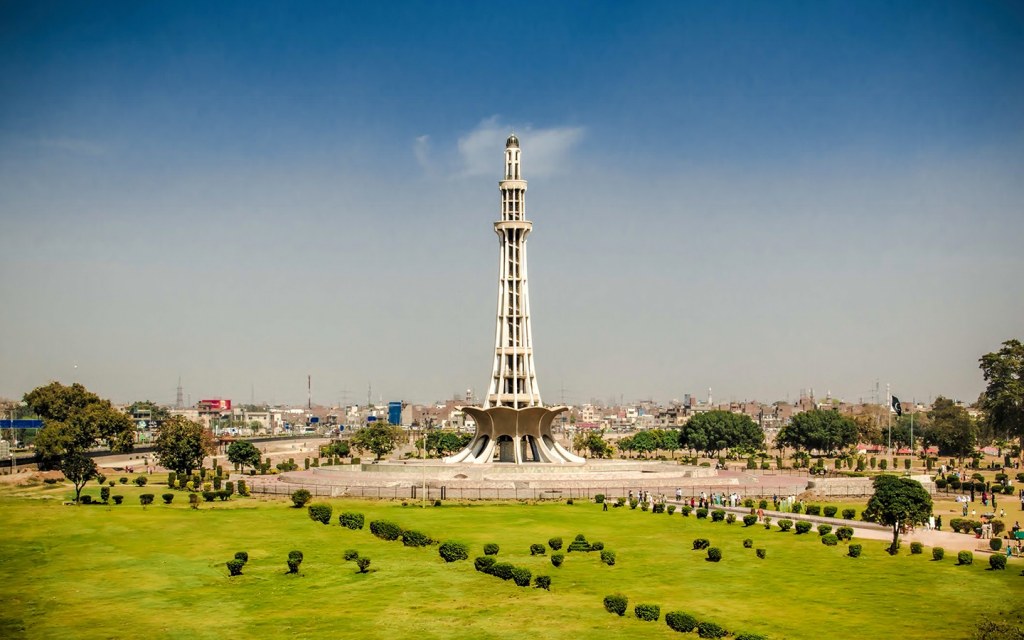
[
  {"xmin": 534, "ymin": 575, "xmax": 552, "ymax": 590},
  {"xmin": 777, "ymin": 519, "xmax": 793, "ymax": 532},
  {"xmin": 743, "ymin": 538, "xmax": 753, "ymax": 548},
  {"xmin": 990, "ymin": 554, "xmax": 1007, "ymax": 570},
  {"xmin": 369, "ymin": 520, "xmax": 402, "ymax": 541},
  {"xmin": 665, "ymin": 611, "xmax": 698, "ymax": 633},
  {"xmin": 548, "ymin": 537, "xmax": 562, "ymax": 551},
  {"xmin": 755, "ymin": 548, "xmax": 766, "ymax": 559},
  {"xmin": 707, "ymin": 547, "xmax": 722, "ymax": 562},
  {"xmin": 821, "ymin": 534, "xmax": 839, "ymax": 546},
  {"xmin": 957, "ymin": 551, "xmax": 973, "ymax": 565},
  {"xmin": 339, "ymin": 512, "xmax": 364, "ymax": 530},
  {"xmin": 551, "ymin": 553, "xmax": 564, "ymax": 567},
  {"xmin": 743, "ymin": 515, "xmax": 758, "ymax": 527},
  {"xmin": 603, "ymin": 593, "xmax": 628, "ymax": 616},
  {"xmin": 438, "ymin": 541, "xmax": 469, "ymax": 563},
  {"xmin": 634, "ymin": 603, "xmax": 661, "ymax": 622},
  {"xmin": 511, "ymin": 566, "xmax": 532, "ymax": 587},
  {"xmin": 817, "ymin": 524, "xmax": 832, "ymax": 536},
  {"xmin": 848, "ymin": 544, "xmax": 862, "ymax": 558},
  {"xmin": 401, "ymin": 530, "xmax": 433, "ymax": 547},
  {"xmin": 697, "ymin": 621, "xmax": 727, "ymax": 638},
  {"xmin": 307, "ymin": 503, "xmax": 332, "ymax": 525},
  {"xmin": 600, "ymin": 549, "xmax": 616, "ymax": 566},
  {"xmin": 484, "ymin": 543, "xmax": 499, "ymax": 555},
  {"xmin": 932, "ymin": 547, "xmax": 945, "ymax": 561},
  {"xmin": 794, "ymin": 521, "xmax": 812, "ymax": 534},
  {"xmin": 343, "ymin": 549, "xmax": 359, "ymax": 561},
  {"xmin": 692, "ymin": 538, "xmax": 710, "ymax": 550},
  {"xmin": 910, "ymin": 542, "xmax": 924, "ymax": 555},
  {"xmin": 226, "ymin": 559, "xmax": 244, "ymax": 576},
  {"xmin": 474, "ymin": 556, "xmax": 496, "ymax": 573}
]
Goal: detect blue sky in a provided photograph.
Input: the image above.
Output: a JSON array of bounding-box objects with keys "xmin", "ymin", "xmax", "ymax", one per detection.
[{"xmin": 1, "ymin": 1, "xmax": 1022, "ymax": 407}]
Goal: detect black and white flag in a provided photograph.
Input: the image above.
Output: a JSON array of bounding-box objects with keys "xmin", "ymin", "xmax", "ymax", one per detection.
[{"xmin": 891, "ymin": 395, "xmax": 902, "ymax": 417}]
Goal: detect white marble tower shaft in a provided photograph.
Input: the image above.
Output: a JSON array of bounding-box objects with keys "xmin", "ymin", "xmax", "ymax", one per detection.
[{"xmin": 485, "ymin": 134, "xmax": 542, "ymax": 409}]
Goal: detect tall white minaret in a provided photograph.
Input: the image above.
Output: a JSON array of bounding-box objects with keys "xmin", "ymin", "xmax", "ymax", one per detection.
[{"xmin": 485, "ymin": 134, "xmax": 542, "ymax": 409}]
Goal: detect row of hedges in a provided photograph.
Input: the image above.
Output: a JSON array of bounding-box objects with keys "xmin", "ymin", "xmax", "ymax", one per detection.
[
  {"xmin": 474, "ymin": 556, "xmax": 550, "ymax": 589},
  {"xmin": 603, "ymin": 595, "xmax": 764, "ymax": 638}
]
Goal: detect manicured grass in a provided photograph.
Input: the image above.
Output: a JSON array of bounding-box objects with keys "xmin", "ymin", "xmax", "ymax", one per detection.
[{"xmin": 1, "ymin": 481, "xmax": 1022, "ymax": 640}]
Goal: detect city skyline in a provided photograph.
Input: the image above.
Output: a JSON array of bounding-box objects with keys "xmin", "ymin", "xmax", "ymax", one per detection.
[{"xmin": 1, "ymin": 2, "xmax": 1022, "ymax": 407}]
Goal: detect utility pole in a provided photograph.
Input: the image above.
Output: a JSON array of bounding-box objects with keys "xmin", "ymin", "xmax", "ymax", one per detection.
[{"xmin": 886, "ymin": 382, "xmax": 892, "ymax": 458}]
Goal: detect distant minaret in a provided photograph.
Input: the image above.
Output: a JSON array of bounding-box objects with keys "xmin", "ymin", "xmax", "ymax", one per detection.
[
  {"xmin": 176, "ymin": 377, "xmax": 184, "ymax": 409},
  {"xmin": 485, "ymin": 134, "xmax": 542, "ymax": 409}
]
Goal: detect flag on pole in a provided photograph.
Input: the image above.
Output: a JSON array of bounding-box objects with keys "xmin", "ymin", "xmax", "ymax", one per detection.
[{"xmin": 891, "ymin": 395, "xmax": 902, "ymax": 417}]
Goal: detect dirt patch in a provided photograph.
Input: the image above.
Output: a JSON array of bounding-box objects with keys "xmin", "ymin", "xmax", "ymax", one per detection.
[{"xmin": 0, "ymin": 470, "xmax": 63, "ymax": 485}]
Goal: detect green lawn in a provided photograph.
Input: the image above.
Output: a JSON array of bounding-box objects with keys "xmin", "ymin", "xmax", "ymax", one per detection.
[{"xmin": 1, "ymin": 479, "xmax": 1022, "ymax": 640}]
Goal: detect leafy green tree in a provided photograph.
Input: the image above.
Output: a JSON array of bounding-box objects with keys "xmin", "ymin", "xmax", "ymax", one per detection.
[
  {"xmin": 153, "ymin": 416, "xmax": 216, "ymax": 476},
  {"xmin": 126, "ymin": 400, "xmax": 170, "ymax": 425},
  {"xmin": 350, "ymin": 422, "xmax": 402, "ymax": 460},
  {"xmin": 572, "ymin": 431, "xmax": 613, "ymax": 458},
  {"xmin": 226, "ymin": 441, "xmax": 261, "ymax": 472},
  {"xmin": 629, "ymin": 430, "xmax": 660, "ymax": 458},
  {"xmin": 25, "ymin": 382, "xmax": 135, "ymax": 485},
  {"xmin": 616, "ymin": 435, "xmax": 635, "ymax": 458},
  {"xmin": 776, "ymin": 409, "xmax": 856, "ymax": 456},
  {"xmin": 923, "ymin": 397, "xmax": 977, "ymax": 467},
  {"xmin": 978, "ymin": 339, "xmax": 1024, "ymax": 460},
  {"xmin": 425, "ymin": 430, "xmax": 472, "ymax": 457},
  {"xmin": 681, "ymin": 411, "xmax": 764, "ymax": 458},
  {"xmin": 862, "ymin": 474, "xmax": 932, "ymax": 555},
  {"xmin": 321, "ymin": 440, "xmax": 351, "ymax": 458}
]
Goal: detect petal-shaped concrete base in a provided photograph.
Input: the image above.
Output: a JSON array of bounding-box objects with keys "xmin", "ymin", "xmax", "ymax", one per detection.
[{"xmin": 444, "ymin": 406, "xmax": 585, "ymax": 464}]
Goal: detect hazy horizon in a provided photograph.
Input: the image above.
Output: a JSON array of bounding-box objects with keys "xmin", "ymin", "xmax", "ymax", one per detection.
[{"xmin": 2, "ymin": 2, "xmax": 1022, "ymax": 407}]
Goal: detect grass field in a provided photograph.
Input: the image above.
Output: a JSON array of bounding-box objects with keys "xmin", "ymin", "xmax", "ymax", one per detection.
[{"xmin": 1, "ymin": 478, "xmax": 1022, "ymax": 640}]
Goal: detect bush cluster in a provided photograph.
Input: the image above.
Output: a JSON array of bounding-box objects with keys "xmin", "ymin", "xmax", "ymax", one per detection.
[
  {"xmin": 475, "ymin": 556, "xmax": 496, "ymax": 573},
  {"xmin": 343, "ymin": 549, "xmax": 359, "ymax": 561},
  {"xmin": 634, "ymin": 604, "xmax": 660, "ymax": 622},
  {"xmin": 594, "ymin": 494, "xmax": 605, "ymax": 503},
  {"xmin": 477, "ymin": 558, "xmax": 537, "ymax": 588},
  {"xmin": 112, "ymin": 495, "xmax": 124, "ymax": 504},
  {"xmin": 401, "ymin": 530, "xmax": 433, "ymax": 547},
  {"xmin": 307, "ymin": 503, "xmax": 332, "ymax": 525},
  {"xmin": 665, "ymin": 611, "xmax": 698, "ymax": 633},
  {"xmin": 161, "ymin": 493, "xmax": 174, "ymax": 504},
  {"xmin": 356, "ymin": 557, "xmax": 371, "ymax": 573},
  {"xmin": 339, "ymin": 512, "xmax": 364, "ymax": 530},
  {"xmin": 227, "ymin": 559, "xmax": 244, "ymax": 576},
  {"xmin": 369, "ymin": 520, "xmax": 403, "ymax": 541},
  {"xmin": 603, "ymin": 594, "xmax": 628, "ymax": 616},
  {"xmin": 438, "ymin": 541, "xmax": 469, "ymax": 563},
  {"xmin": 697, "ymin": 621, "xmax": 728, "ymax": 638},
  {"xmin": 680, "ymin": 506, "xmax": 692, "ymax": 517},
  {"xmin": 534, "ymin": 575, "xmax": 552, "ymax": 590},
  {"xmin": 600, "ymin": 549, "xmax": 616, "ymax": 566}
]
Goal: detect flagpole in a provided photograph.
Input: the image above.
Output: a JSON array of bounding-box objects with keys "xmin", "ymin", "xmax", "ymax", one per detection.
[
  {"xmin": 886, "ymin": 383, "xmax": 891, "ymax": 459},
  {"xmin": 910, "ymin": 398, "xmax": 914, "ymax": 463}
]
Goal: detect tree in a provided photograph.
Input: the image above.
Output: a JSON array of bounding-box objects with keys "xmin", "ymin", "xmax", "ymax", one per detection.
[
  {"xmin": 25, "ymin": 382, "xmax": 135, "ymax": 494},
  {"xmin": 572, "ymin": 431, "xmax": 612, "ymax": 459},
  {"xmin": 226, "ymin": 441, "xmax": 261, "ymax": 472},
  {"xmin": 979, "ymin": 339, "xmax": 1024, "ymax": 460},
  {"xmin": 425, "ymin": 430, "xmax": 472, "ymax": 457},
  {"xmin": 63, "ymin": 451, "xmax": 98, "ymax": 503},
  {"xmin": 321, "ymin": 440, "xmax": 351, "ymax": 458},
  {"xmin": 776, "ymin": 409, "xmax": 857, "ymax": 456},
  {"xmin": 923, "ymin": 397, "xmax": 977, "ymax": 467},
  {"xmin": 350, "ymin": 422, "xmax": 402, "ymax": 460},
  {"xmin": 862, "ymin": 474, "xmax": 932, "ymax": 554},
  {"xmin": 126, "ymin": 400, "xmax": 170, "ymax": 425},
  {"xmin": 153, "ymin": 416, "xmax": 215, "ymax": 476},
  {"xmin": 680, "ymin": 411, "xmax": 765, "ymax": 458}
]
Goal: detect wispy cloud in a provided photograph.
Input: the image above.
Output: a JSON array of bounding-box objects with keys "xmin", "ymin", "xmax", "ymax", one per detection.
[
  {"xmin": 419, "ymin": 116, "xmax": 584, "ymax": 178},
  {"xmin": 37, "ymin": 137, "xmax": 106, "ymax": 156}
]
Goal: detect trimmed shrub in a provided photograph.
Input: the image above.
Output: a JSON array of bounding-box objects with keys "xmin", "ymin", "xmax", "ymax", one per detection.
[
  {"xmin": 551, "ymin": 553, "xmax": 564, "ymax": 568},
  {"xmin": 665, "ymin": 611, "xmax": 699, "ymax": 633},
  {"xmin": 591, "ymin": 541, "xmax": 604, "ymax": 551},
  {"xmin": 805, "ymin": 505, "xmax": 821, "ymax": 516},
  {"xmin": 696, "ymin": 508, "xmax": 708, "ymax": 519},
  {"xmin": 989, "ymin": 538, "xmax": 1002, "ymax": 552},
  {"xmin": 743, "ymin": 514, "xmax": 758, "ymax": 527},
  {"xmin": 836, "ymin": 526, "xmax": 854, "ymax": 541},
  {"xmin": 600, "ymin": 549, "xmax": 616, "ymax": 566},
  {"xmin": 957, "ymin": 551, "xmax": 973, "ymax": 565},
  {"xmin": 401, "ymin": 530, "xmax": 433, "ymax": 547},
  {"xmin": 438, "ymin": 541, "xmax": 469, "ymax": 563},
  {"xmin": 356, "ymin": 557, "xmax": 371, "ymax": 573},
  {"xmin": 567, "ymin": 534, "xmax": 592, "ymax": 552},
  {"xmin": 139, "ymin": 494, "xmax": 154, "ymax": 507},
  {"xmin": 475, "ymin": 556, "xmax": 496, "ymax": 573},
  {"xmin": 288, "ymin": 550, "xmax": 303, "ymax": 562},
  {"xmin": 225, "ymin": 481, "xmax": 234, "ymax": 496},
  {"xmin": 667, "ymin": 505, "xmax": 676, "ymax": 515},
  {"xmin": 817, "ymin": 524, "xmax": 833, "ymax": 536},
  {"xmin": 652, "ymin": 502, "xmax": 665, "ymax": 513},
  {"xmin": 167, "ymin": 471, "xmax": 177, "ymax": 487},
  {"xmin": 490, "ymin": 563, "xmax": 515, "ymax": 580},
  {"xmin": 736, "ymin": 634, "xmax": 768, "ymax": 640},
  {"xmin": 848, "ymin": 544, "xmax": 862, "ymax": 557},
  {"xmin": 201, "ymin": 491, "xmax": 216, "ymax": 502},
  {"xmin": 910, "ymin": 542, "xmax": 924, "ymax": 554},
  {"xmin": 344, "ymin": 549, "xmax": 360, "ymax": 561},
  {"xmin": 369, "ymin": 520, "xmax": 403, "ymax": 541},
  {"xmin": 777, "ymin": 519, "xmax": 793, "ymax": 532},
  {"xmin": 290, "ymin": 489, "xmax": 312, "ymax": 508},
  {"xmin": 548, "ymin": 537, "xmax": 562, "ymax": 551},
  {"xmin": 237, "ymin": 479, "xmax": 248, "ymax": 496},
  {"xmin": 725, "ymin": 513, "xmax": 736, "ymax": 524},
  {"xmin": 697, "ymin": 621, "xmax": 728, "ymax": 638},
  {"xmin": 791, "ymin": 503, "xmax": 803, "ymax": 514},
  {"xmin": 823, "ymin": 506, "xmax": 838, "ymax": 518},
  {"xmin": 216, "ymin": 490, "xmax": 230, "ymax": 501},
  {"xmin": 758, "ymin": 499, "xmax": 768, "ymax": 509},
  {"xmin": 530, "ymin": 543, "xmax": 546, "ymax": 555},
  {"xmin": 681, "ymin": 506, "xmax": 692, "ymax": 517},
  {"xmin": 511, "ymin": 566, "xmax": 532, "ymax": 587},
  {"xmin": 80, "ymin": 495, "xmax": 93, "ymax": 504},
  {"xmin": 189, "ymin": 493, "xmax": 199, "ymax": 509},
  {"xmin": 339, "ymin": 512, "xmax": 364, "ymax": 530},
  {"xmin": 763, "ymin": 516, "xmax": 772, "ymax": 529},
  {"xmin": 992, "ymin": 520, "xmax": 1006, "ymax": 536},
  {"xmin": 711, "ymin": 509, "xmax": 726, "ymax": 522},
  {"xmin": 630, "ymin": 499, "xmax": 639, "ymax": 509},
  {"xmin": 794, "ymin": 521, "xmax": 812, "ymax": 534},
  {"xmin": 227, "ymin": 559, "xmax": 244, "ymax": 576},
  {"xmin": 287, "ymin": 558, "xmax": 301, "ymax": 574},
  {"xmin": 307, "ymin": 503, "xmax": 332, "ymax": 525},
  {"xmin": 112, "ymin": 495, "xmax": 123, "ymax": 504},
  {"xmin": 534, "ymin": 575, "xmax": 551, "ymax": 590},
  {"xmin": 484, "ymin": 543, "xmax": 500, "ymax": 555},
  {"xmin": 235, "ymin": 551, "xmax": 248, "ymax": 563},
  {"xmin": 603, "ymin": 594, "xmax": 628, "ymax": 616},
  {"xmin": 755, "ymin": 548, "xmax": 766, "ymax": 559},
  {"xmin": 99, "ymin": 487, "xmax": 110, "ymax": 503},
  {"xmin": 821, "ymin": 534, "xmax": 839, "ymax": 546},
  {"xmin": 119, "ymin": 477, "xmax": 128, "ymax": 484},
  {"xmin": 634, "ymin": 604, "xmax": 661, "ymax": 622},
  {"xmin": 743, "ymin": 498, "xmax": 754, "ymax": 508},
  {"xmin": 990, "ymin": 554, "xmax": 1007, "ymax": 570},
  {"xmin": 743, "ymin": 538, "xmax": 753, "ymax": 548},
  {"xmin": 161, "ymin": 493, "xmax": 174, "ymax": 504},
  {"xmin": 594, "ymin": 494, "xmax": 605, "ymax": 503},
  {"xmin": 692, "ymin": 538, "xmax": 710, "ymax": 550},
  {"xmin": 133, "ymin": 476, "xmax": 147, "ymax": 487},
  {"xmin": 932, "ymin": 547, "xmax": 945, "ymax": 561},
  {"xmin": 842, "ymin": 508, "xmax": 856, "ymax": 520},
  {"xmin": 707, "ymin": 547, "xmax": 722, "ymax": 562}
]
